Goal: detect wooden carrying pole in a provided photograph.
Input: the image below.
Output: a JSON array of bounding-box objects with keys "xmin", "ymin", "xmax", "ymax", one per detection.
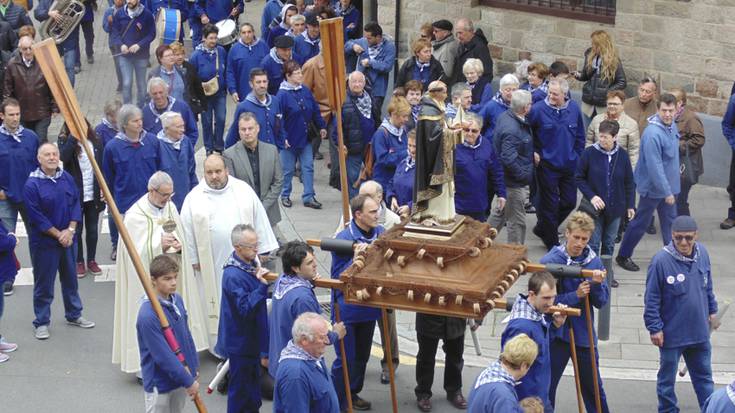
[
  {"xmin": 585, "ymin": 296, "xmax": 603, "ymax": 413},
  {"xmin": 32, "ymin": 38, "xmax": 208, "ymax": 413},
  {"xmin": 567, "ymin": 320, "xmax": 585, "ymax": 413}
]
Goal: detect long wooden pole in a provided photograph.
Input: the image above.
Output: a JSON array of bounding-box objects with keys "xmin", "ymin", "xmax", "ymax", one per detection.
[
  {"xmin": 32, "ymin": 38, "xmax": 207, "ymax": 412},
  {"xmin": 333, "ymin": 301, "xmax": 353, "ymax": 412},
  {"xmin": 567, "ymin": 320, "xmax": 585, "ymax": 413},
  {"xmin": 381, "ymin": 309, "xmax": 399, "ymax": 413},
  {"xmin": 584, "ymin": 296, "xmax": 603, "ymax": 413}
]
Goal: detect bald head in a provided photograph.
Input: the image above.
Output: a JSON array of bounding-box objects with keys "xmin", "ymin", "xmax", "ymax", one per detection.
[
  {"xmin": 19, "ymin": 36, "xmax": 34, "ymax": 61},
  {"xmin": 454, "ymin": 18, "xmax": 475, "ymax": 44},
  {"xmin": 204, "ymin": 153, "xmax": 226, "ymax": 169},
  {"xmin": 204, "ymin": 154, "xmax": 228, "ymax": 190}
]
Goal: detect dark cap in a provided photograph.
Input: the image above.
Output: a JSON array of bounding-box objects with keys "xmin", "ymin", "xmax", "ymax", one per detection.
[
  {"xmin": 273, "ymin": 35, "xmax": 294, "ymax": 49},
  {"xmin": 672, "ymin": 216, "xmax": 698, "ymax": 232},
  {"xmin": 305, "ymin": 13, "xmax": 319, "ymax": 27},
  {"xmin": 432, "ymin": 19, "xmax": 453, "ymax": 32}
]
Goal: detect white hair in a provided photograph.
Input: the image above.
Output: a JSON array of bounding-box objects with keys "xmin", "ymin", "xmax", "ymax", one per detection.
[
  {"xmin": 499, "ymin": 73, "xmax": 520, "ymax": 89},
  {"xmin": 292, "ymin": 312, "xmax": 326, "ymax": 343},
  {"xmin": 117, "ymin": 104, "xmax": 142, "ymax": 132},
  {"xmin": 147, "ymin": 77, "xmax": 169, "ymax": 95},
  {"xmin": 230, "ymin": 224, "xmax": 256, "ymax": 247},
  {"xmin": 160, "ymin": 111, "xmax": 182, "ymax": 130},
  {"xmin": 548, "ymin": 78, "xmax": 570, "ymax": 95},
  {"xmin": 147, "ymin": 171, "xmax": 173, "ymax": 191},
  {"xmin": 462, "ymin": 58, "xmax": 484, "ymax": 76},
  {"xmin": 359, "ymin": 180, "xmax": 383, "ymax": 197},
  {"xmin": 510, "ymin": 90, "xmax": 532, "ymax": 113}
]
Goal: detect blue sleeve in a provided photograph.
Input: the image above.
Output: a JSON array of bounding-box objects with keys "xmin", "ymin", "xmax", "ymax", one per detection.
[
  {"xmin": 327, "ymin": 330, "xmax": 339, "ymax": 345},
  {"xmin": 0, "ymin": 232, "xmax": 17, "ymax": 252},
  {"xmin": 643, "ymin": 258, "xmax": 664, "ymax": 333},
  {"xmin": 588, "ymin": 260, "xmax": 609, "ymax": 309},
  {"xmin": 721, "ymin": 96, "xmax": 735, "ymax": 150},
  {"xmin": 138, "ymin": 13, "xmax": 157, "ymax": 48},
  {"xmin": 344, "ymin": 39, "xmax": 357, "ymax": 56},
  {"xmin": 139, "ymin": 312, "xmax": 196, "ymax": 388},
  {"xmin": 102, "ymin": 145, "xmax": 115, "ymax": 193},
  {"xmin": 277, "ymin": 376, "xmax": 311, "ymax": 412},
  {"xmin": 23, "ymin": 182, "xmax": 55, "ymax": 234},
  {"xmin": 704, "ymin": 258, "xmax": 717, "ymax": 315},
  {"xmin": 574, "ymin": 111, "xmax": 585, "ymax": 157},
  {"xmin": 623, "ymin": 152, "xmax": 635, "ymax": 209},
  {"xmin": 34, "ymin": 0, "xmax": 51, "ymax": 21},
  {"xmin": 226, "ymin": 48, "xmax": 237, "ymax": 95},
  {"xmin": 642, "ymin": 134, "xmax": 673, "ymax": 197},
  {"xmin": 489, "ymin": 149, "xmax": 506, "ymax": 198},
  {"xmin": 102, "ymin": 8, "xmax": 113, "ymax": 33},
  {"xmin": 370, "ymin": 41, "xmax": 396, "ymax": 73},
  {"xmin": 575, "ymin": 150, "xmax": 596, "ymax": 200},
  {"xmin": 480, "ymin": 84, "xmax": 493, "ymax": 106},
  {"xmin": 109, "ymin": 12, "xmax": 122, "ymax": 48},
  {"xmin": 187, "ymin": 146, "xmax": 198, "ymax": 189},
  {"xmin": 193, "ymin": 0, "xmax": 205, "ymax": 17},
  {"xmin": 373, "ymin": 130, "xmax": 401, "ymax": 168},
  {"xmin": 69, "ymin": 180, "xmax": 82, "ymax": 223},
  {"xmin": 224, "ymin": 275, "xmax": 268, "ymax": 318},
  {"xmin": 225, "ymin": 105, "xmax": 244, "ymax": 148},
  {"xmin": 183, "ymin": 105, "xmax": 198, "ymax": 143}
]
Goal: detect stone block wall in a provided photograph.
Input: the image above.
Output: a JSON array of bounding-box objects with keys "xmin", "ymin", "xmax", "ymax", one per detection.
[{"xmin": 376, "ymin": 0, "xmax": 735, "ymax": 116}]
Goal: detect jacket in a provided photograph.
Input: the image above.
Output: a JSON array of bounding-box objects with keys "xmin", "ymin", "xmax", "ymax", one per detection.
[
  {"xmin": 635, "ymin": 115, "xmax": 681, "ymax": 199},
  {"xmin": 189, "ymin": 45, "xmax": 227, "ymax": 97},
  {"xmin": 261, "ymin": 51, "xmax": 287, "ymax": 96},
  {"xmin": 575, "ymin": 144, "xmax": 635, "ymax": 219},
  {"xmin": 644, "ymin": 243, "xmax": 717, "ymax": 348},
  {"xmin": 479, "ymin": 92, "xmax": 509, "ymax": 138},
  {"xmin": 260, "ymin": 0, "xmax": 283, "ymax": 38},
  {"xmin": 147, "ymin": 65, "xmax": 187, "ymax": 105},
  {"xmin": 586, "ymin": 112, "xmax": 640, "ymax": 168},
  {"xmin": 102, "ymin": 132, "xmax": 161, "ymax": 213},
  {"xmin": 452, "ymin": 30, "xmax": 493, "ymax": 85},
  {"xmin": 431, "ymin": 34, "xmax": 459, "ymax": 81},
  {"xmin": 676, "ymin": 107, "xmax": 705, "ymax": 177},
  {"xmin": 141, "ymin": 97, "xmax": 199, "ymax": 147},
  {"xmin": 58, "ymin": 133, "xmax": 105, "ymax": 213},
  {"xmin": 23, "ymin": 169, "xmax": 82, "ymax": 248},
  {"xmin": 494, "ymin": 109, "xmax": 534, "ymax": 188},
  {"xmin": 623, "ymin": 96, "xmax": 656, "ymax": 134},
  {"xmin": 274, "ymin": 349, "xmax": 340, "ymax": 413},
  {"xmin": 528, "ymin": 97, "xmax": 586, "ymax": 171},
  {"xmin": 157, "ymin": 134, "xmax": 197, "ymax": 211},
  {"xmin": 302, "ymin": 54, "xmax": 331, "ymax": 124},
  {"xmin": 0, "ymin": 127, "xmax": 39, "ymax": 203},
  {"xmin": 340, "ymin": 92, "xmax": 378, "ymax": 156},
  {"xmin": 345, "ymin": 37, "xmax": 396, "ymax": 98},
  {"xmin": 454, "ymin": 136, "xmax": 506, "ymax": 215},
  {"xmin": 177, "ymin": 60, "xmax": 206, "ymax": 115},
  {"xmin": 294, "ymin": 32, "xmax": 320, "ymax": 65},
  {"xmin": 0, "ymin": 1, "xmax": 31, "ymax": 30},
  {"xmin": 110, "ymin": 5, "xmax": 156, "ymax": 59},
  {"xmin": 470, "ymin": 77, "xmax": 493, "ymax": 107},
  {"xmin": 0, "ymin": 20, "xmax": 16, "ymax": 53},
  {"xmin": 0, "ymin": 221, "xmax": 17, "ymax": 285},
  {"xmin": 225, "ymin": 38, "xmax": 269, "ymax": 100},
  {"xmin": 394, "ymin": 56, "xmax": 444, "ymax": 91},
  {"xmin": 467, "ymin": 360, "xmax": 523, "ymax": 413},
  {"xmin": 576, "ymin": 48, "xmax": 626, "ymax": 107},
  {"xmin": 371, "ymin": 122, "xmax": 408, "ymax": 191},
  {"xmin": 225, "ymin": 93, "xmax": 281, "ymax": 148},
  {"xmin": 277, "ymin": 84, "xmax": 326, "ymax": 150},
  {"xmin": 3, "ymin": 55, "xmax": 57, "ymax": 121}
]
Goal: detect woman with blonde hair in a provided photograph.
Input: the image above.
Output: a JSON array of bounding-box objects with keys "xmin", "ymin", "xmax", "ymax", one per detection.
[
  {"xmin": 463, "ymin": 58, "xmax": 493, "ymax": 107},
  {"xmin": 371, "ymin": 95, "xmax": 410, "ymax": 191},
  {"xmin": 574, "ymin": 30, "xmax": 627, "ymax": 127}
]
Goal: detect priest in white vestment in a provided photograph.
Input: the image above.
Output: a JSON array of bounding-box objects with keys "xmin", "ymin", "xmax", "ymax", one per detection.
[
  {"xmin": 112, "ymin": 172, "xmax": 208, "ymax": 373},
  {"xmin": 180, "ymin": 154, "xmax": 278, "ymax": 351}
]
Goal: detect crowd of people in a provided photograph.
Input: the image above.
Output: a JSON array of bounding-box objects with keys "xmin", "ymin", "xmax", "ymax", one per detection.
[{"xmin": 0, "ymin": 0, "xmax": 733, "ymax": 412}]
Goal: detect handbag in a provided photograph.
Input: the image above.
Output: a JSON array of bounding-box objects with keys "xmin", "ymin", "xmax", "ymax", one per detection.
[
  {"xmin": 201, "ymin": 50, "xmax": 220, "ymax": 96},
  {"xmin": 578, "ymin": 196, "xmax": 600, "ymax": 218},
  {"xmin": 680, "ymin": 144, "xmax": 699, "ymax": 185}
]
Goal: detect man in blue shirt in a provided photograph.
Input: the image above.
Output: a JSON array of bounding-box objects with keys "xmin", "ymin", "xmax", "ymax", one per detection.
[
  {"xmin": 331, "ymin": 194, "xmax": 384, "ymax": 411},
  {"xmin": 644, "ymin": 215, "xmax": 718, "ymax": 413},
  {"xmin": 192, "ymin": 0, "xmax": 242, "ymax": 45},
  {"xmin": 23, "ymin": 143, "xmax": 95, "ymax": 340},
  {"xmin": 156, "ymin": 111, "xmax": 197, "ymax": 211},
  {"xmin": 345, "ymin": 22, "xmax": 396, "ymax": 115},
  {"xmin": 110, "ymin": 0, "xmax": 155, "ymax": 107},
  {"xmin": 225, "ymin": 68, "xmax": 281, "ymax": 148},
  {"xmin": 616, "ymin": 94, "xmax": 680, "ymax": 272},
  {"xmin": 226, "ymin": 22, "xmax": 269, "ymax": 103},
  {"xmin": 143, "ymin": 77, "xmax": 199, "ymax": 149},
  {"xmin": 261, "ymin": 35, "xmax": 293, "ymax": 96}
]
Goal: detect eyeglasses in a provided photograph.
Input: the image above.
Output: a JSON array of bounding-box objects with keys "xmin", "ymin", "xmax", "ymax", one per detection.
[
  {"xmin": 606, "ymin": 102, "xmax": 622, "ymax": 106},
  {"xmin": 237, "ymin": 243, "xmax": 258, "ymax": 249},
  {"xmin": 154, "ymin": 188, "xmax": 175, "ymax": 198},
  {"xmin": 463, "ymin": 128, "xmax": 480, "ymax": 134},
  {"xmin": 673, "ymin": 235, "xmax": 695, "ymax": 242}
]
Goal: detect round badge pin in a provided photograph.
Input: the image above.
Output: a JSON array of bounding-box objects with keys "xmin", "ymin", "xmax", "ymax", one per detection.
[
  {"xmin": 667, "ymin": 276, "xmax": 675, "ymax": 284},
  {"xmin": 677, "ymin": 274, "xmax": 685, "ymax": 282}
]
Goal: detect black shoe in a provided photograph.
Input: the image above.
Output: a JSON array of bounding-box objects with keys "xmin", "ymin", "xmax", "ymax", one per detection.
[
  {"xmin": 524, "ymin": 202, "xmax": 536, "ymax": 214},
  {"xmin": 314, "ymin": 151, "xmax": 324, "ymax": 160},
  {"xmin": 110, "ymin": 246, "xmax": 117, "ymax": 261},
  {"xmin": 351, "ymin": 395, "xmax": 372, "ymax": 411},
  {"xmin": 380, "ymin": 370, "xmax": 390, "ymax": 384},
  {"xmin": 616, "ymin": 255, "xmax": 640, "ymax": 272},
  {"xmin": 610, "ymin": 279, "xmax": 619, "ymax": 288},
  {"xmin": 3, "ymin": 283, "xmax": 13, "ymax": 296},
  {"xmin": 216, "ymin": 371, "xmax": 229, "ymax": 394},
  {"xmin": 417, "ymin": 397, "xmax": 432, "ymax": 412},
  {"xmin": 87, "ymin": 56, "xmax": 94, "ymax": 64},
  {"xmin": 447, "ymin": 392, "xmax": 468, "ymax": 409},
  {"xmin": 304, "ymin": 199, "xmax": 322, "ymax": 209},
  {"xmin": 646, "ymin": 222, "xmax": 657, "ymax": 235},
  {"xmin": 721, "ymin": 218, "xmax": 735, "ymax": 230},
  {"xmin": 615, "ymin": 232, "xmax": 622, "ymax": 243},
  {"xmin": 281, "ymin": 197, "xmax": 292, "ymax": 208}
]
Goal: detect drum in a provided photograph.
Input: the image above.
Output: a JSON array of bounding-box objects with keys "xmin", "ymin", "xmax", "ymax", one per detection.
[
  {"xmin": 215, "ymin": 19, "xmax": 237, "ymax": 46},
  {"xmin": 156, "ymin": 8, "xmax": 182, "ymax": 45}
]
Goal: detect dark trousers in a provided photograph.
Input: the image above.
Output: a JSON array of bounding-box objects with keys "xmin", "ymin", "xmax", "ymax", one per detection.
[
  {"xmin": 378, "ymin": 309, "xmax": 399, "ymax": 373},
  {"xmin": 76, "ymin": 20, "xmax": 94, "ymax": 63},
  {"xmin": 728, "ymin": 149, "xmax": 735, "ymax": 219},
  {"xmin": 676, "ymin": 179, "xmax": 695, "ymax": 217},
  {"xmin": 31, "ymin": 243, "xmax": 83, "ymax": 327},
  {"xmin": 21, "ymin": 117, "xmax": 51, "ymax": 143},
  {"xmin": 657, "ymin": 342, "xmax": 713, "ymax": 412},
  {"xmin": 536, "ymin": 164, "xmax": 577, "ymax": 248},
  {"xmin": 372, "ymin": 96, "xmax": 385, "ymax": 118},
  {"xmin": 414, "ymin": 333, "xmax": 464, "ymax": 399},
  {"xmin": 109, "ymin": 213, "xmax": 119, "ymax": 248},
  {"xmin": 76, "ymin": 201, "xmax": 100, "ymax": 263},
  {"xmin": 228, "ymin": 356, "xmax": 262, "ymax": 413},
  {"xmin": 331, "ymin": 320, "xmax": 376, "ymax": 409},
  {"xmin": 619, "ymin": 195, "xmax": 677, "ymax": 258},
  {"xmin": 549, "ymin": 338, "xmax": 609, "ymax": 413}
]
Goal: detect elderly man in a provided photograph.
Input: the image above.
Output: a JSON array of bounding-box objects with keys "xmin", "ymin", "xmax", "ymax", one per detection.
[
  {"xmin": 616, "ymin": 94, "xmax": 681, "ymax": 272},
  {"xmin": 110, "ymin": 0, "xmax": 155, "ymax": 106},
  {"xmin": 644, "ymin": 216, "xmax": 718, "ymax": 413},
  {"xmin": 445, "ymin": 83, "xmax": 472, "ymax": 123},
  {"xmin": 112, "ymin": 171, "xmax": 207, "ymax": 373},
  {"xmin": 217, "ymin": 224, "xmax": 270, "ymax": 413},
  {"xmin": 226, "ymin": 23, "xmax": 269, "ymax": 103},
  {"xmin": 23, "ymin": 143, "xmax": 95, "ymax": 340},
  {"xmin": 180, "ymin": 154, "xmax": 278, "ymax": 350},
  {"xmin": 142, "ymin": 77, "xmax": 199, "ymax": 148},
  {"xmin": 102, "ymin": 104, "xmax": 160, "ymax": 260},
  {"xmin": 261, "ymin": 35, "xmax": 294, "ymax": 96},
  {"xmin": 2, "ymin": 35, "xmax": 57, "ymax": 143},
  {"xmin": 528, "ymin": 78, "xmax": 585, "ymax": 250},
  {"xmin": 226, "ymin": 68, "xmax": 281, "ymax": 148},
  {"xmin": 345, "ymin": 22, "xmax": 396, "ymax": 114},
  {"xmin": 452, "ymin": 18, "xmax": 492, "ymax": 85},
  {"xmin": 431, "ymin": 20, "xmax": 459, "ymax": 82},
  {"xmin": 224, "ymin": 112, "xmax": 285, "ymax": 246},
  {"xmin": 479, "ymin": 73, "xmax": 519, "ymax": 137},
  {"xmin": 269, "ymin": 241, "xmax": 345, "ymax": 379},
  {"xmin": 489, "ymin": 89, "xmax": 534, "ymax": 244},
  {"xmin": 157, "ymin": 111, "xmax": 198, "ymax": 211},
  {"xmin": 273, "ymin": 312, "xmax": 341, "ymax": 413}
]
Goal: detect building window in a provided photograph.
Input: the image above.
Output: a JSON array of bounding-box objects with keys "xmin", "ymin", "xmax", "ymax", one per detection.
[{"xmin": 481, "ymin": 0, "xmax": 616, "ymax": 24}]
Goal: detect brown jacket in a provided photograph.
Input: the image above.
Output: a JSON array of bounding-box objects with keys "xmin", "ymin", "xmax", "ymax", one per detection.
[
  {"xmin": 2, "ymin": 55, "xmax": 57, "ymax": 121},
  {"xmin": 302, "ymin": 54, "xmax": 332, "ymax": 124},
  {"xmin": 676, "ymin": 107, "xmax": 705, "ymax": 176},
  {"xmin": 623, "ymin": 96, "xmax": 656, "ymax": 135}
]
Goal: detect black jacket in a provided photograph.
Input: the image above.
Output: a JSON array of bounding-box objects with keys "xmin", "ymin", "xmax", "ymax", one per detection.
[
  {"xmin": 394, "ymin": 56, "xmax": 445, "ymax": 90},
  {"xmin": 416, "ymin": 313, "xmax": 466, "ymax": 340},
  {"xmin": 58, "ymin": 129, "xmax": 105, "ymax": 212},
  {"xmin": 341, "ymin": 93, "xmax": 379, "ymax": 155},
  {"xmin": 577, "ymin": 48, "xmax": 626, "ymax": 107},
  {"xmin": 494, "ymin": 109, "xmax": 534, "ymax": 188},
  {"xmin": 178, "ymin": 60, "xmax": 206, "ymax": 115},
  {"xmin": 452, "ymin": 29, "xmax": 493, "ymax": 85}
]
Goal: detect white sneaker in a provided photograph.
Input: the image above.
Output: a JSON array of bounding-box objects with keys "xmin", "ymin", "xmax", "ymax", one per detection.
[
  {"xmin": 34, "ymin": 325, "xmax": 50, "ymax": 340},
  {"xmin": 0, "ymin": 338, "xmax": 18, "ymax": 353},
  {"xmin": 67, "ymin": 317, "xmax": 95, "ymax": 329},
  {"xmin": 0, "ymin": 353, "xmax": 9, "ymax": 363}
]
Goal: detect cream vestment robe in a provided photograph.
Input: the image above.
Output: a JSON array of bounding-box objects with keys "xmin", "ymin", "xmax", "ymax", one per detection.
[
  {"xmin": 180, "ymin": 176, "xmax": 278, "ymax": 348},
  {"xmin": 111, "ymin": 194, "xmax": 208, "ymax": 373}
]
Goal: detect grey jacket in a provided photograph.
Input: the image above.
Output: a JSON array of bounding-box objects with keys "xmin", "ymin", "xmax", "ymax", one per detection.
[
  {"xmin": 431, "ymin": 34, "xmax": 459, "ymax": 81},
  {"xmin": 223, "ymin": 141, "xmax": 283, "ymax": 226}
]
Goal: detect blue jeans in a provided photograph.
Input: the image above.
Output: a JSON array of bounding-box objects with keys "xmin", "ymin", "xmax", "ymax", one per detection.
[
  {"xmin": 590, "ymin": 214, "xmax": 621, "ymax": 257},
  {"xmin": 550, "ymin": 338, "xmax": 610, "ymax": 413},
  {"xmin": 619, "ymin": 195, "xmax": 677, "ymax": 258},
  {"xmin": 346, "ymin": 153, "xmax": 362, "ymax": 199},
  {"xmin": 657, "ymin": 342, "xmax": 714, "ymax": 412},
  {"xmin": 61, "ymin": 46, "xmax": 77, "ymax": 86},
  {"xmin": 118, "ymin": 55, "xmax": 148, "ymax": 107},
  {"xmin": 201, "ymin": 93, "xmax": 226, "ymax": 152},
  {"xmin": 280, "ymin": 145, "xmax": 315, "ymax": 202},
  {"xmin": 31, "ymin": 243, "xmax": 83, "ymax": 327}
]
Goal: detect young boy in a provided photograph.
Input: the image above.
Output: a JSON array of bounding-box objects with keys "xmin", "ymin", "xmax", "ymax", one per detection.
[{"xmin": 137, "ymin": 254, "xmax": 200, "ymax": 413}]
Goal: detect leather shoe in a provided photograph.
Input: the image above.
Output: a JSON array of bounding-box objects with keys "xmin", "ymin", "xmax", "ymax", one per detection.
[
  {"xmin": 447, "ymin": 392, "xmax": 468, "ymax": 409},
  {"xmin": 417, "ymin": 397, "xmax": 432, "ymax": 412},
  {"xmin": 646, "ymin": 222, "xmax": 657, "ymax": 234},
  {"xmin": 281, "ymin": 197, "xmax": 292, "ymax": 208},
  {"xmin": 616, "ymin": 255, "xmax": 640, "ymax": 272},
  {"xmin": 721, "ymin": 218, "xmax": 735, "ymax": 230},
  {"xmin": 610, "ymin": 279, "xmax": 619, "ymax": 288},
  {"xmin": 314, "ymin": 151, "xmax": 324, "ymax": 160},
  {"xmin": 304, "ymin": 199, "xmax": 322, "ymax": 209},
  {"xmin": 351, "ymin": 395, "xmax": 371, "ymax": 411},
  {"xmin": 380, "ymin": 370, "xmax": 390, "ymax": 384}
]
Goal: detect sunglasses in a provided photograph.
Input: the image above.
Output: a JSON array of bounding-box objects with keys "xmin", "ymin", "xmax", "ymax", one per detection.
[{"xmin": 673, "ymin": 235, "xmax": 695, "ymax": 242}]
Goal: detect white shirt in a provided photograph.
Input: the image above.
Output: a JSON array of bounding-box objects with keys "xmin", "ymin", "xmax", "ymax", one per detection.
[{"xmin": 77, "ymin": 141, "xmax": 94, "ymax": 202}]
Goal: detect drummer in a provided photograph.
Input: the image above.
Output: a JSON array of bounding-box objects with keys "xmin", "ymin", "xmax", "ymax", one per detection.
[
  {"xmin": 226, "ymin": 22, "xmax": 269, "ymax": 104},
  {"xmin": 147, "ymin": 0, "xmax": 189, "ymax": 43},
  {"xmin": 191, "ymin": 0, "xmax": 242, "ymax": 46}
]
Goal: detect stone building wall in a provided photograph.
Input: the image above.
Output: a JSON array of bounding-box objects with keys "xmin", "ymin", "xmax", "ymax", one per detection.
[{"xmin": 376, "ymin": 0, "xmax": 735, "ymax": 116}]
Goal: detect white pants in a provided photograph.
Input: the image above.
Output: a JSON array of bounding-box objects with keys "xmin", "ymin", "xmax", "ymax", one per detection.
[{"xmin": 144, "ymin": 387, "xmax": 187, "ymax": 413}]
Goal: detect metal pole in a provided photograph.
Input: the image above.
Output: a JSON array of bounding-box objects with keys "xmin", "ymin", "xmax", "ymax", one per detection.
[{"xmin": 598, "ymin": 255, "xmax": 613, "ymax": 341}]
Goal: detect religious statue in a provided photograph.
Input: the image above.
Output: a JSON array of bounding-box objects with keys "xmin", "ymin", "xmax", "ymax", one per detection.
[{"xmin": 412, "ymin": 81, "xmax": 465, "ymax": 226}]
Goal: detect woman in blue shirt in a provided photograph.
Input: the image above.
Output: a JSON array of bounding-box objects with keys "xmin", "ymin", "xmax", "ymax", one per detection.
[{"xmin": 189, "ymin": 24, "xmax": 227, "ymax": 154}]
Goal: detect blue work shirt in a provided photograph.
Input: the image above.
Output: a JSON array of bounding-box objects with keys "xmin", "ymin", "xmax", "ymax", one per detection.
[
  {"xmin": 225, "ymin": 93, "xmax": 281, "ymax": 148},
  {"xmin": 0, "ymin": 127, "xmax": 39, "ymax": 203},
  {"xmin": 157, "ymin": 133, "xmax": 197, "ymax": 211},
  {"xmin": 23, "ymin": 169, "xmax": 82, "ymax": 248},
  {"xmin": 102, "ymin": 132, "xmax": 160, "ymax": 213},
  {"xmin": 225, "ymin": 38, "xmax": 269, "ymax": 99},
  {"xmin": 454, "ymin": 136, "xmax": 506, "ymax": 216},
  {"xmin": 528, "ymin": 97, "xmax": 585, "ymax": 172}
]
